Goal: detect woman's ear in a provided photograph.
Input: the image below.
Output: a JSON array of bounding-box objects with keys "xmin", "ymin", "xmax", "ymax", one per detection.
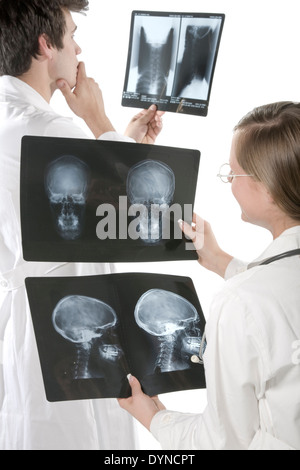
[{"xmin": 38, "ymin": 34, "xmax": 54, "ymax": 60}]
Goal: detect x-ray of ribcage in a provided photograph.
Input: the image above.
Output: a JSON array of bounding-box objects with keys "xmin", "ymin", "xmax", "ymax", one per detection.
[
  {"xmin": 173, "ymin": 26, "xmax": 213, "ymax": 98},
  {"xmin": 135, "ymin": 289, "xmax": 202, "ymax": 374},
  {"xmin": 136, "ymin": 27, "xmax": 174, "ymax": 96}
]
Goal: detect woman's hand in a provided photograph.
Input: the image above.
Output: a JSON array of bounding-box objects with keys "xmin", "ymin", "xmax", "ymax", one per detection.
[
  {"xmin": 179, "ymin": 214, "xmax": 233, "ymax": 278},
  {"xmin": 118, "ymin": 375, "xmax": 166, "ymax": 431}
]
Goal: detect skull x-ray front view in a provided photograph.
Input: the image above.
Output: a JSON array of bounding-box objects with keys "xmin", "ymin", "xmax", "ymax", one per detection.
[
  {"xmin": 127, "ymin": 160, "xmax": 175, "ymax": 244},
  {"xmin": 45, "ymin": 155, "xmax": 91, "ymax": 241},
  {"xmin": 135, "ymin": 289, "xmax": 202, "ymax": 373},
  {"xmin": 52, "ymin": 295, "xmax": 122, "ymax": 379}
]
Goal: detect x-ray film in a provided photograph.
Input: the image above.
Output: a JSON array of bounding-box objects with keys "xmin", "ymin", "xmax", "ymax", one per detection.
[
  {"xmin": 122, "ymin": 11, "xmax": 225, "ymax": 117},
  {"xmin": 20, "ymin": 136, "xmax": 200, "ymax": 263},
  {"xmin": 25, "ymin": 273, "xmax": 206, "ymax": 402}
]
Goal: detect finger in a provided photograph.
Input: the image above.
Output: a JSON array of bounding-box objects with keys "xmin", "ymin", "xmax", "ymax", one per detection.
[
  {"xmin": 56, "ymin": 79, "xmax": 74, "ymax": 101},
  {"xmin": 138, "ymin": 105, "xmax": 158, "ymax": 124},
  {"xmin": 76, "ymin": 61, "xmax": 87, "ymax": 81},
  {"xmin": 193, "ymin": 213, "xmax": 205, "ymax": 232},
  {"xmin": 178, "ymin": 219, "xmax": 197, "ymax": 242},
  {"xmin": 133, "ymin": 110, "xmax": 147, "ymax": 121},
  {"xmin": 127, "ymin": 374, "xmax": 143, "ymax": 397},
  {"xmin": 154, "ymin": 114, "xmax": 163, "ymax": 127}
]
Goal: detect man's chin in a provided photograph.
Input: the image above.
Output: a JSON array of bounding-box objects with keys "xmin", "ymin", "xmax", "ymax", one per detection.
[
  {"xmin": 241, "ymin": 212, "xmax": 250, "ymax": 224},
  {"xmin": 58, "ymin": 76, "xmax": 77, "ymax": 90}
]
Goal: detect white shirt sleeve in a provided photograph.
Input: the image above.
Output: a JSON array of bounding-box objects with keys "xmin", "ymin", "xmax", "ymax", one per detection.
[
  {"xmin": 151, "ymin": 287, "xmax": 264, "ymax": 450},
  {"xmin": 224, "ymin": 258, "xmax": 248, "ymax": 280},
  {"xmin": 99, "ymin": 131, "xmax": 135, "ymax": 143},
  {"xmin": 43, "ymin": 115, "xmax": 136, "ymax": 143}
]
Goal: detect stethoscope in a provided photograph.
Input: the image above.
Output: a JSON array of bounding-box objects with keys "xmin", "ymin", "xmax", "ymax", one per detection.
[{"xmin": 191, "ymin": 249, "xmax": 300, "ymax": 365}]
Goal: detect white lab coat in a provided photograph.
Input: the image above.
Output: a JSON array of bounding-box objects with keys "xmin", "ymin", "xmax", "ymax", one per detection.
[
  {"xmin": 151, "ymin": 226, "xmax": 300, "ymax": 450},
  {"xmin": 0, "ymin": 75, "xmax": 137, "ymax": 450}
]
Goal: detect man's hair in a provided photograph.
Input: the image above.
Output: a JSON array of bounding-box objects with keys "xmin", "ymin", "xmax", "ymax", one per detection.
[
  {"xmin": 0, "ymin": 0, "xmax": 89, "ymax": 76},
  {"xmin": 234, "ymin": 102, "xmax": 300, "ymax": 222}
]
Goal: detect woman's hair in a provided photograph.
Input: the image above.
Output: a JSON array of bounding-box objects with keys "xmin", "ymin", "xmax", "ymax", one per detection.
[
  {"xmin": 0, "ymin": 0, "xmax": 89, "ymax": 77},
  {"xmin": 234, "ymin": 102, "xmax": 300, "ymax": 222}
]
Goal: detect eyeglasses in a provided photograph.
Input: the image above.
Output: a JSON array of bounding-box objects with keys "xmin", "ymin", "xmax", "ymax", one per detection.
[{"xmin": 217, "ymin": 163, "xmax": 254, "ymax": 184}]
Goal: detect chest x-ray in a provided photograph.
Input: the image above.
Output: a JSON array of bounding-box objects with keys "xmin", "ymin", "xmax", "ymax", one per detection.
[
  {"xmin": 26, "ymin": 273, "xmax": 206, "ymax": 401},
  {"xmin": 122, "ymin": 11, "xmax": 225, "ymax": 116}
]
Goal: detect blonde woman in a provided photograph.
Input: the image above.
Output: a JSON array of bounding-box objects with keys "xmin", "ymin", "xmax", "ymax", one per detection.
[{"xmin": 119, "ymin": 102, "xmax": 300, "ymax": 450}]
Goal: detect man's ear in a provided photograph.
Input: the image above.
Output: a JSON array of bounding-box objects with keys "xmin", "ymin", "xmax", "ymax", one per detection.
[{"xmin": 38, "ymin": 34, "xmax": 54, "ymax": 60}]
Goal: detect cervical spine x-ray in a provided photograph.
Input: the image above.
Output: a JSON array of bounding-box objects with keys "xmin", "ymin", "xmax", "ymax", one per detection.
[
  {"xmin": 135, "ymin": 289, "xmax": 202, "ymax": 373},
  {"xmin": 173, "ymin": 26, "xmax": 213, "ymax": 98},
  {"xmin": 51, "ymin": 289, "xmax": 202, "ymax": 380},
  {"xmin": 52, "ymin": 295, "xmax": 122, "ymax": 380},
  {"xmin": 26, "ymin": 273, "xmax": 206, "ymax": 400},
  {"xmin": 122, "ymin": 12, "xmax": 225, "ymax": 116},
  {"xmin": 136, "ymin": 27, "xmax": 174, "ymax": 97}
]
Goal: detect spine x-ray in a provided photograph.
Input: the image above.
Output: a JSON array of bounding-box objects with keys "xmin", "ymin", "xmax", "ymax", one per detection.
[
  {"xmin": 122, "ymin": 11, "xmax": 225, "ymax": 116},
  {"xmin": 25, "ymin": 273, "xmax": 206, "ymax": 402}
]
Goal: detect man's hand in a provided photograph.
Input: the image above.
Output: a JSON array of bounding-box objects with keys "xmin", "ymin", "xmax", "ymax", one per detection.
[
  {"xmin": 125, "ymin": 106, "xmax": 164, "ymax": 144},
  {"xmin": 118, "ymin": 375, "xmax": 166, "ymax": 431},
  {"xmin": 56, "ymin": 62, "xmax": 115, "ymax": 138}
]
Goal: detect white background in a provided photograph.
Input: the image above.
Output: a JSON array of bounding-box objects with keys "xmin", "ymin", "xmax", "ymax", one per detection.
[{"xmin": 52, "ymin": 0, "xmax": 300, "ymax": 449}]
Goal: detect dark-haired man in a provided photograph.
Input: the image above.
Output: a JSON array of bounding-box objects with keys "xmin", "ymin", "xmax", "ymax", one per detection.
[{"xmin": 0, "ymin": 0, "xmax": 162, "ymax": 450}]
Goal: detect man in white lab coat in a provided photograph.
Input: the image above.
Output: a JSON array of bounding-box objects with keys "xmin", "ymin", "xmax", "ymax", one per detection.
[{"xmin": 0, "ymin": 0, "xmax": 163, "ymax": 450}]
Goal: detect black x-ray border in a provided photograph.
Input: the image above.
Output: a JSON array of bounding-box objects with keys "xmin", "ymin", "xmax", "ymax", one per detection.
[
  {"xmin": 25, "ymin": 273, "xmax": 206, "ymax": 402},
  {"xmin": 122, "ymin": 11, "xmax": 225, "ymax": 117}
]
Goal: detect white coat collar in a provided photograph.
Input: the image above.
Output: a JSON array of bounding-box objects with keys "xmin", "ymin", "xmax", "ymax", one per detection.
[
  {"xmin": 0, "ymin": 75, "xmax": 53, "ymax": 113},
  {"xmin": 251, "ymin": 226, "xmax": 300, "ymax": 265}
]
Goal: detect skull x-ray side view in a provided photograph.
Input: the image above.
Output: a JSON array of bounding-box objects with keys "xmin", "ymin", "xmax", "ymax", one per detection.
[
  {"xmin": 52, "ymin": 295, "xmax": 122, "ymax": 379},
  {"xmin": 26, "ymin": 272, "xmax": 206, "ymax": 400},
  {"xmin": 135, "ymin": 289, "xmax": 202, "ymax": 373},
  {"xmin": 127, "ymin": 160, "xmax": 176, "ymax": 244},
  {"xmin": 45, "ymin": 155, "xmax": 91, "ymax": 241}
]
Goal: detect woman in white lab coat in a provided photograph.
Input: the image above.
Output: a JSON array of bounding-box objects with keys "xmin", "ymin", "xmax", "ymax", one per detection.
[{"xmin": 119, "ymin": 101, "xmax": 300, "ymax": 450}]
